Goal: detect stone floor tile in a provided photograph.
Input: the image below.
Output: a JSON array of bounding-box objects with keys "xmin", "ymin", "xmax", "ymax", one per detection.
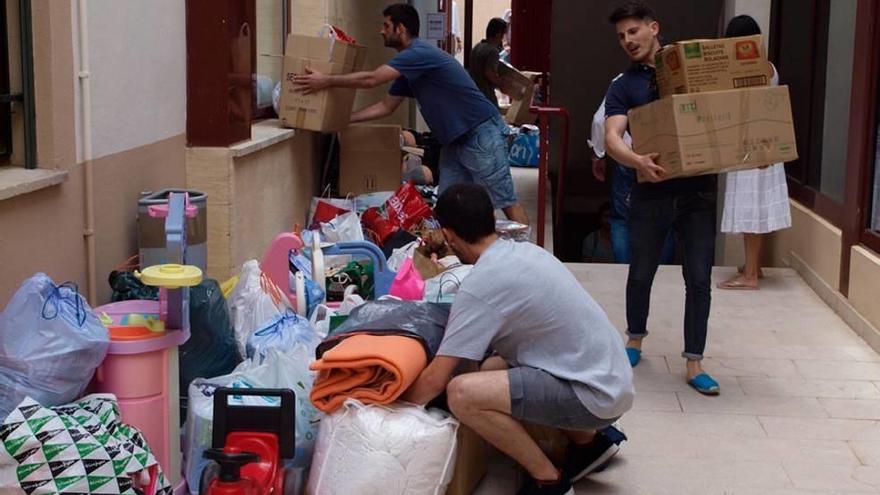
[
  {"xmin": 579, "ymin": 457, "xmax": 793, "ymax": 494},
  {"xmin": 738, "ymin": 377, "xmax": 880, "ymax": 399},
  {"xmin": 783, "ymin": 462, "xmax": 880, "ymax": 492},
  {"xmin": 795, "ymin": 361, "xmax": 880, "ymax": 381},
  {"xmin": 849, "ymin": 440, "xmax": 880, "ymax": 466},
  {"xmin": 667, "ymin": 356, "xmax": 801, "ymax": 378},
  {"xmin": 820, "ymin": 398, "xmax": 880, "ymax": 420},
  {"xmin": 758, "ymin": 416, "xmax": 880, "ymax": 441},
  {"xmin": 678, "ymin": 393, "xmax": 829, "ymax": 417},
  {"xmin": 630, "ymin": 391, "xmax": 681, "ymax": 412},
  {"xmin": 624, "ymin": 431, "xmax": 859, "ymax": 465},
  {"xmin": 621, "ymin": 410, "xmax": 765, "ymax": 438},
  {"xmin": 634, "ymin": 372, "xmax": 743, "ymax": 395},
  {"xmin": 631, "ymin": 355, "xmax": 671, "ymax": 374}
]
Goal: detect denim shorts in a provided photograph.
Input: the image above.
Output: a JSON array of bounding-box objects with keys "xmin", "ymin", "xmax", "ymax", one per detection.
[
  {"xmin": 508, "ymin": 367, "xmax": 617, "ymax": 432},
  {"xmin": 439, "ymin": 115, "xmax": 518, "ymax": 209}
]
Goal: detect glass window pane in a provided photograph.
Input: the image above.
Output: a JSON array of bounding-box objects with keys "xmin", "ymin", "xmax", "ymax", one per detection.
[
  {"xmin": 256, "ymin": 0, "xmax": 284, "ymax": 112},
  {"xmin": 818, "ymin": 0, "xmax": 857, "ymax": 203}
]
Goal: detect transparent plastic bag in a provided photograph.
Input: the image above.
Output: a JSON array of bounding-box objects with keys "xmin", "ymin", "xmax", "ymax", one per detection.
[{"xmin": 0, "ymin": 274, "xmax": 110, "ymax": 419}]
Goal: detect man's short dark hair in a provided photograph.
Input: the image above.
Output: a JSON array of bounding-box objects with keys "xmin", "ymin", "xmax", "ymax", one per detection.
[
  {"xmin": 608, "ymin": 1, "xmax": 657, "ymax": 24},
  {"xmin": 434, "ymin": 184, "xmax": 496, "ymax": 244},
  {"xmin": 486, "ymin": 18, "xmax": 508, "ymax": 39},
  {"xmin": 383, "ymin": 3, "xmax": 420, "ymax": 37}
]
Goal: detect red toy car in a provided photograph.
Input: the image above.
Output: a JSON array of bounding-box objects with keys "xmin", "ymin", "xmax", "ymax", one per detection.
[{"xmin": 199, "ymin": 388, "xmax": 299, "ymax": 495}]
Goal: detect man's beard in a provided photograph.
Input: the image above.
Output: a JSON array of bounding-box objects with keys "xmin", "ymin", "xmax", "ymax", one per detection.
[{"xmin": 384, "ymin": 34, "xmax": 402, "ymax": 49}]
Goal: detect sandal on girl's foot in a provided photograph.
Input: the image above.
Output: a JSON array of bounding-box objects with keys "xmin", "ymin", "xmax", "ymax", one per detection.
[{"xmin": 717, "ymin": 276, "xmax": 758, "ymax": 290}]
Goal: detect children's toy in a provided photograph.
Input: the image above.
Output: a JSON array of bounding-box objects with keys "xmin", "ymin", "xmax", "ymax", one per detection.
[
  {"xmin": 199, "ymin": 388, "xmax": 297, "ymax": 495},
  {"xmin": 260, "ymin": 231, "xmax": 395, "ymax": 315},
  {"xmin": 93, "ymin": 192, "xmax": 202, "ymax": 492}
]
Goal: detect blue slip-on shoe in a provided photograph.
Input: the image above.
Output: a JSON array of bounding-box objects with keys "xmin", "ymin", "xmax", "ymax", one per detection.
[
  {"xmin": 625, "ymin": 347, "xmax": 641, "ymax": 367},
  {"xmin": 688, "ymin": 373, "xmax": 720, "ymax": 396}
]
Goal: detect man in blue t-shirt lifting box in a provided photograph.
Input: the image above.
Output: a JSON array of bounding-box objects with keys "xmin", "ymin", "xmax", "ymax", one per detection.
[{"xmin": 293, "ymin": 3, "xmax": 529, "ymax": 226}]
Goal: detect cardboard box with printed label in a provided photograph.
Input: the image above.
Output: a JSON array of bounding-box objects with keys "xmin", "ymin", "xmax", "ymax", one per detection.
[
  {"xmin": 628, "ymin": 85, "xmax": 798, "ymax": 181},
  {"xmin": 278, "ymin": 34, "xmax": 367, "ymax": 132},
  {"xmin": 498, "ymin": 63, "xmax": 540, "ymax": 125},
  {"xmin": 338, "ymin": 124, "xmax": 403, "ymax": 195},
  {"xmin": 655, "ymin": 35, "xmax": 773, "ymax": 98}
]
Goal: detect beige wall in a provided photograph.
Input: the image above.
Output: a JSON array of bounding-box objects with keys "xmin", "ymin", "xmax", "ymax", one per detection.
[
  {"xmin": 187, "ymin": 130, "xmax": 323, "ymax": 281},
  {"xmin": 72, "ymin": 0, "xmax": 186, "ymax": 162},
  {"xmin": 472, "ymin": 0, "xmax": 510, "ymax": 47},
  {"xmin": 765, "ymin": 200, "xmax": 842, "ymax": 291},
  {"xmin": 849, "ymin": 246, "xmax": 880, "ymax": 334},
  {"xmin": 0, "ymin": 0, "xmax": 186, "ymax": 305},
  {"xmin": 290, "ymin": 0, "xmax": 410, "ymax": 127}
]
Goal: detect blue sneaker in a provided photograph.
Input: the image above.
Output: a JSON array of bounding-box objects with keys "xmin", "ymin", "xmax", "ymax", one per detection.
[{"xmin": 563, "ymin": 424, "xmax": 627, "ymax": 482}]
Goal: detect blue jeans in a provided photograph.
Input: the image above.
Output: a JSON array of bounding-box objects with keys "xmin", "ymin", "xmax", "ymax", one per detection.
[
  {"xmin": 625, "ymin": 189, "xmax": 717, "ymax": 360},
  {"xmin": 609, "ymin": 164, "xmax": 676, "ymax": 264},
  {"xmin": 439, "ymin": 116, "xmax": 518, "ymax": 209}
]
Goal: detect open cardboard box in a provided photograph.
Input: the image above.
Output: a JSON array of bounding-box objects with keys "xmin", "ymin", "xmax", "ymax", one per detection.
[{"xmin": 278, "ymin": 34, "xmax": 367, "ymax": 132}]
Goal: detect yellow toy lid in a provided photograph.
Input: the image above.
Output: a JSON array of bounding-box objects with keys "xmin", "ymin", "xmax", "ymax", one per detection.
[{"xmin": 137, "ymin": 264, "xmax": 203, "ymax": 288}]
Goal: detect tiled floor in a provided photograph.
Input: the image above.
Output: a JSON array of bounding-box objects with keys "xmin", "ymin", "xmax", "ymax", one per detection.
[{"xmin": 475, "ymin": 263, "xmax": 880, "ymax": 494}]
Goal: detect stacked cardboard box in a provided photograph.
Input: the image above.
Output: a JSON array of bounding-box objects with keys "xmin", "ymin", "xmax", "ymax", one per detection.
[
  {"xmin": 498, "ymin": 62, "xmax": 541, "ymax": 125},
  {"xmin": 338, "ymin": 125, "xmax": 403, "ymax": 196},
  {"xmin": 628, "ymin": 35, "xmax": 798, "ymax": 181},
  {"xmin": 278, "ymin": 34, "xmax": 367, "ymax": 132}
]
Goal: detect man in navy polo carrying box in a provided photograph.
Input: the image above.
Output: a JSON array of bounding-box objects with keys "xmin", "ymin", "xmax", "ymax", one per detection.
[
  {"xmin": 293, "ymin": 3, "xmax": 529, "ymax": 226},
  {"xmin": 604, "ymin": 1, "xmax": 721, "ymax": 395}
]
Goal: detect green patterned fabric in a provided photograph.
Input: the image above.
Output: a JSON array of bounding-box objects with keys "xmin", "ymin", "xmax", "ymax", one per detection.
[{"xmin": 0, "ymin": 394, "xmax": 172, "ymax": 494}]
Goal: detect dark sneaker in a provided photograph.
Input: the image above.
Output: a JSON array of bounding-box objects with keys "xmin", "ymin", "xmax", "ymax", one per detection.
[
  {"xmin": 563, "ymin": 424, "xmax": 627, "ymax": 482},
  {"xmin": 516, "ymin": 475, "xmax": 574, "ymax": 495}
]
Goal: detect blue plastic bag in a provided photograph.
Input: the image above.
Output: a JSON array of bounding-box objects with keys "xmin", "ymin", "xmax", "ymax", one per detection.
[
  {"xmin": 0, "ymin": 274, "xmax": 110, "ymax": 420},
  {"xmin": 509, "ymin": 125, "xmax": 540, "ymax": 167},
  {"xmin": 245, "ymin": 309, "xmax": 320, "ymax": 364}
]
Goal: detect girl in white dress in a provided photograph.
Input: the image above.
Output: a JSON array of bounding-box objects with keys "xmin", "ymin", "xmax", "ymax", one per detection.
[{"xmin": 718, "ymin": 15, "xmax": 792, "ymax": 290}]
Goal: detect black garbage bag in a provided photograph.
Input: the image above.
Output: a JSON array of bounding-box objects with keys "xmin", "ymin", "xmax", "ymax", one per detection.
[
  {"xmin": 179, "ymin": 279, "xmax": 242, "ymax": 420},
  {"xmin": 108, "ymin": 270, "xmax": 159, "ymax": 301}
]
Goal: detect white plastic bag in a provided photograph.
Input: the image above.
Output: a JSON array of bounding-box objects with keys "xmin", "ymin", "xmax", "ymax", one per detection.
[
  {"xmin": 423, "ymin": 263, "xmax": 473, "ymax": 303},
  {"xmin": 185, "ymin": 349, "xmax": 321, "ymax": 494},
  {"xmin": 0, "ymin": 274, "xmax": 110, "ymax": 419},
  {"xmin": 319, "ymin": 211, "xmax": 364, "ymax": 243},
  {"xmin": 228, "ymin": 260, "xmax": 292, "ymax": 357},
  {"xmin": 307, "ymin": 400, "xmax": 459, "ymax": 495},
  {"xmin": 246, "ymin": 309, "xmax": 321, "ymax": 364},
  {"xmin": 387, "ymin": 241, "xmax": 419, "ymax": 272}
]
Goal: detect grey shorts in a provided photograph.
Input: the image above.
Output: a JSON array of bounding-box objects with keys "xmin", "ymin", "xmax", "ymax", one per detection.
[{"xmin": 508, "ymin": 367, "xmax": 617, "ymax": 432}]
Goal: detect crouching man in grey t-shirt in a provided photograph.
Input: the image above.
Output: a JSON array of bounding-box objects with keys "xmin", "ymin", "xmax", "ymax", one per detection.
[{"xmin": 402, "ymin": 184, "xmax": 635, "ymax": 495}]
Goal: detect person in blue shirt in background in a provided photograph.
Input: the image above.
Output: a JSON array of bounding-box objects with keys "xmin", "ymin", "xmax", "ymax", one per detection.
[{"xmin": 293, "ymin": 3, "xmax": 529, "ymax": 226}]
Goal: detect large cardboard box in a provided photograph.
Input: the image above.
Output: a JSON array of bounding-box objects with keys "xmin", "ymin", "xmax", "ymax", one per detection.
[
  {"xmin": 499, "ymin": 63, "xmax": 540, "ymax": 125},
  {"xmin": 628, "ymin": 85, "xmax": 798, "ymax": 181},
  {"xmin": 655, "ymin": 35, "xmax": 773, "ymax": 98},
  {"xmin": 279, "ymin": 35, "xmax": 367, "ymax": 132},
  {"xmin": 338, "ymin": 124, "xmax": 403, "ymax": 195},
  {"xmin": 444, "ymin": 426, "xmax": 491, "ymax": 495}
]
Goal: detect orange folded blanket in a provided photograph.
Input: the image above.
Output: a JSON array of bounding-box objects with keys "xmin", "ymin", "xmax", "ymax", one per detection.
[{"xmin": 309, "ymin": 334, "xmax": 428, "ymax": 413}]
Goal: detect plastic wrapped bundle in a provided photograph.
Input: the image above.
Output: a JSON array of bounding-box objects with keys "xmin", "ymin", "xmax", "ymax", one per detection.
[{"xmin": 307, "ymin": 400, "xmax": 458, "ymax": 495}]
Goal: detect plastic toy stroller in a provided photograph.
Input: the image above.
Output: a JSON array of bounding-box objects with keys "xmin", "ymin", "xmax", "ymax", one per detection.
[{"xmin": 199, "ymin": 388, "xmax": 299, "ymax": 495}]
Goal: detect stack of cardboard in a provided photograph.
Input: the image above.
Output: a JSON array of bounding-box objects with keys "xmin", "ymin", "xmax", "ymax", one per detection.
[
  {"xmin": 338, "ymin": 124, "xmax": 404, "ymax": 196},
  {"xmin": 628, "ymin": 35, "xmax": 798, "ymax": 181},
  {"xmin": 498, "ymin": 62, "xmax": 541, "ymax": 125},
  {"xmin": 278, "ymin": 34, "xmax": 367, "ymax": 132}
]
